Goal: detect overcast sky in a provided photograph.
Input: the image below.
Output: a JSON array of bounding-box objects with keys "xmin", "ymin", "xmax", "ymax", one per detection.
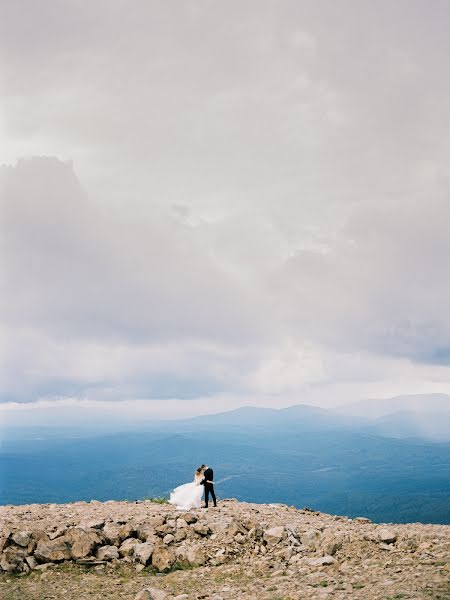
[{"xmin": 1, "ymin": 0, "xmax": 450, "ymax": 426}]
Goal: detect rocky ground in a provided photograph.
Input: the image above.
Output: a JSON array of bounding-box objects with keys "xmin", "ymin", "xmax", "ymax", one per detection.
[{"xmin": 1, "ymin": 499, "xmax": 449, "ymax": 599}]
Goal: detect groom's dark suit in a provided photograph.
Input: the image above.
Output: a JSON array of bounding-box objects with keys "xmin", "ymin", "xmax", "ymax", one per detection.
[{"xmin": 202, "ymin": 467, "xmax": 217, "ymax": 507}]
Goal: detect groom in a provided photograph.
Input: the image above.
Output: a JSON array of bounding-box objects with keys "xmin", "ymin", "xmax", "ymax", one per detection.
[{"xmin": 201, "ymin": 464, "xmax": 217, "ymax": 508}]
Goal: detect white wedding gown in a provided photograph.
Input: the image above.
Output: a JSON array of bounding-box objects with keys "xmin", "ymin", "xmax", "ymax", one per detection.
[{"xmin": 169, "ymin": 474, "xmax": 204, "ymax": 510}]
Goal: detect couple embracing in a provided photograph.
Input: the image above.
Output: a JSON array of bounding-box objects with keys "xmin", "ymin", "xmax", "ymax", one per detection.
[{"xmin": 169, "ymin": 464, "xmax": 217, "ymax": 510}]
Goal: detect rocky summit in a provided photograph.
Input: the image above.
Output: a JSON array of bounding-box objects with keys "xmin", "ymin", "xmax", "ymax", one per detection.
[{"xmin": 1, "ymin": 499, "xmax": 449, "ymax": 600}]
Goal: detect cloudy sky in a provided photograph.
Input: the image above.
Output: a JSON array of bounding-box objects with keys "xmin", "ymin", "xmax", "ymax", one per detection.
[{"xmin": 1, "ymin": 0, "xmax": 450, "ymax": 426}]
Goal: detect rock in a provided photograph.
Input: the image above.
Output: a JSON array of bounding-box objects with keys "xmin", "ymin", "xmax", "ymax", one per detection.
[
  {"xmin": 181, "ymin": 512, "xmax": 197, "ymax": 524},
  {"xmin": 137, "ymin": 523, "xmax": 157, "ymax": 541},
  {"xmin": 1, "ymin": 546, "xmax": 27, "ymax": 571},
  {"xmin": 227, "ymin": 519, "xmax": 247, "ymax": 537},
  {"xmin": 96, "ymin": 545, "xmax": 120, "ymax": 561},
  {"xmin": 149, "ymin": 515, "xmax": 165, "ymax": 527},
  {"xmin": 300, "ymin": 528, "xmax": 321, "ymax": 549},
  {"xmin": 155, "ymin": 524, "xmax": 173, "ymax": 536},
  {"xmin": 83, "ymin": 519, "xmax": 105, "ymax": 530},
  {"xmin": 134, "ymin": 588, "xmax": 168, "ymax": 600},
  {"xmin": 176, "ymin": 543, "xmax": 206, "ymax": 567},
  {"xmin": 133, "ymin": 541, "xmax": 155, "ymax": 565},
  {"xmin": 34, "ymin": 538, "xmax": 71, "ymax": 562},
  {"xmin": 303, "ymin": 555, "xmax": 336, "ymax": 567},
  {"xmin": 321, "ymin": 533, "xmax": 344, "ymax": 556},
  {"xmin": 173, "ymin": 595, "xmax": 189, "ymax": 600},
  {"xmin": 103, "ymin": 523, "xmax": 121, "ymax": 545},
  {"xmin": 176, "ymin": 518, "xmax": 188, "ymax": 529},
  {"xmin": 119, "ymin": 538, "xmax": 141, "ymax": 557},
  {"xmin": 64, "ymin": 528, "xmax": 103, "ymax": 559},
  {"xmin": 263, "ymin": 526, "xmax": 287, "ymax": 545},
  {"xmin": 119, "ymin": 523, "xmax": 137, "ymax": 540},
  {"xmin": 163, "ymin": 534, "xmax": 175, "ymax": 545},
  {"xmin": 0, "ymin": 535, "xmax": 10, "ymax": 553},
  {"xmin": 151, "ymin": 546, "xmax": 175, "ymax": 571},
  {"xmin": 25, "ymin": 556, "xmax": 38, "ymax": 570},
  {"xmin": 354, "ymin": 517, "xmax": 372, "ymax": 523},
  {"xmin": 192, "ymin": 522, "xmax": 210, "ymax": 536},
  {"xmin": 48, "ymin": 527, "xmax": 68, "ymax": 540},
  {"xmin": 378, "ymin": 528, "xmax": 397, "ymax": 544},
  {"xmin": 12, "ymin": 531, "xmax": 32, "ymax": 547},
  {"xmin": 174, "ymin": 529, "xmax": 187, "ymax": 542}
]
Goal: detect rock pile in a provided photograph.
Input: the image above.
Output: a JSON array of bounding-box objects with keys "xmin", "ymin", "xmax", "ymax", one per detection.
[{"xmin": 1, "ymin": 499, "xmax": 449, "ymax": 599}]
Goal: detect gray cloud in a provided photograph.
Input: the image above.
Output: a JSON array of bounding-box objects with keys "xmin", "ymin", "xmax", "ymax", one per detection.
[{"xmin": 1, "ymin": 1, "xmax": 450, "ymax": 416}]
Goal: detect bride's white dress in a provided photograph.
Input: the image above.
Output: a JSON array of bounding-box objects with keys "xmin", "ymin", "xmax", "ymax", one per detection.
[{"xmin": 169, "ymin": 474, "xmax": 204, "ymax": 510}]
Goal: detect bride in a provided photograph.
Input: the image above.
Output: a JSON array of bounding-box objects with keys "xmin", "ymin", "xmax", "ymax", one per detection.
[{"xmin": 169, "ymin": 466, "xmax": 205, "ymax": 510}]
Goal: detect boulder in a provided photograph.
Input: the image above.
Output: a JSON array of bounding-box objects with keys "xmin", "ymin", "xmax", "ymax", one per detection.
[
  {"xmin": 64, "ymin": 528, "xmax": 103, "ymax": 559},
  {"xmin": 226, "ymin": 519, "xmax": 247, "ymax": 537},
  {"xmin": 321, "ymin": 533, "xmax": 344, "ymax": 556},
  {"xmin": 12, "ymin": 531, "xmax": 32, "ymax": 547},
  {"xmin": 163, "ymin": 534, "xmax": 175, "ymax": 545},
  {"xmin": 25, "ymin": 556, "xmax": 38, "ymax": 570},
  {"xmin": 151, "ymin": 546, "xmax": 176, "ymax": 571},
  {"xmin": 303, "ymin": 555, "xmax": 336, "ymax": 567},
  {"xmin": 103, "ymin": 524, "xmax": 121, "ymax": 545},
  {"xmin": 48, "ymin": 527, "xmax": 68, "ymax": 540},
  {"xmin": 176, "ymin": 518, "xmax": 188, "ymax": 529},
  {"xmin": 137, "ymin": 523, "xmax": 157, "ymax": 542},
  {"xmin": 134, "ymin": 588, "xmax": 168, "ymax": 600},
  {"xmin": 119, "ymin": 523, "xmax": 137, "ymax": 540},
  {"xmin": 300, "ymin": 528, "xmax": 321, "ymax": 549},
  {"xmin": 176, "ymin": 543, "xmax": 206, "ymax": 567},
  {"xmin": 377, "ymin": 528, "xmax": 397, "ymax": 544},
  {"xmin": 0, "ymin": 535, "xmax": 10, "ymax": 553},
  {"xmin": 119, "ymin": 538, "xmax": 141, "ymax": 557},
  {"xmin": 263, "ymin": 526, "xmax": 287, "ymax": 545},
  {"xmin": 174, "ymin": 529, "xmax": 187, "ymax": 542},
  {"xmin": 149, "ymin": 515, "xmax": 166, "ymax": 527},
  {"xmin": 155, "ymin": 524, "xmax": 174, "ymax": 536},
  {"xmin": 181, "ymin": 512, "xmax": 197, "ymax": 525},
  {"xmin": 0, "ymin": 546, "xmax": 27, "ymax": 571},
  {"xmin": 35, "ymin": 538, "xmax": 71, "ymax": 562},
  {"xmin": 192, "ymin": 522, "xmax": 210, "ymax": 536},
  {"xmin": 133, "ymin": 542, "xmax": 155, "ymax": 565},
  {"xmin": 96, "ymin": 545, "xmax": 120, "ymax": 561}
]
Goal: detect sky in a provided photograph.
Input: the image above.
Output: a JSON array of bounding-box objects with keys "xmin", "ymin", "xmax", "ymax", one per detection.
[{"xmin": 1, "ymin": 0, "xmax": 450, "ymax": 426}]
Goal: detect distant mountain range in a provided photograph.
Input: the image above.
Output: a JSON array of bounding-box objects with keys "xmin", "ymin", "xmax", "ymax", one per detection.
[{"xmin": 173, "ymin": 394, "xmax": 450, "ymax": 442}]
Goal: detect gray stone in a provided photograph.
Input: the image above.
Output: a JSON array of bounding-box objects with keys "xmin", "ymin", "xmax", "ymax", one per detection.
[
  {"xmin": 119, "ymin": 538, "xmax": 141, "ymax": 557},
  {"xmin": 25, "ymin": 556, "xmax": 38, "ymax": 570},
  {"xmin": 64, "ymin": 528, "xmax": 103, "ymax": 559},
  {"xmin": 378, "ymin": 528, "xmax": 397, "ymax": 544},
  {"xmin": 303, "ymin": 555, "xmax": 336, "ymax": 567},
  {"xmin": 102, "ymin": 523, "xmax": 121, "ymax": 545},
  {"xmin": 12, "ymin": 531, "xmax": 32, "ymax": 547},
  {"xmin": 175, "ymin": 543, "xmax": 206, "ymax": 567},
  {"xmin": 35, "ymin": 538, "xmax": 71, "ymax": 562},
  {"xmin": 192, "ymin": 522, "xmax": 210, "ymax": 536},
  {"xmin": 96, "ymin": 545, "xmax": 120, "ymax": 561},
  {"xmin": 181, "ymin": 512, "xmax": 197, "ymax": 524},
  {"xmin": 263, "ymin": 526, "xmax": 287, "ymax": 545},
  {"xmin": 151, "ymin": 546, "xmax": 175, "ymax": 571},
  {"xmin": 133, "ymin": 541, "xmax": 155, "ymax": 565},
  {"xmin": 163, "ymin": 534, "xmax": 175, "ymax": 545}
]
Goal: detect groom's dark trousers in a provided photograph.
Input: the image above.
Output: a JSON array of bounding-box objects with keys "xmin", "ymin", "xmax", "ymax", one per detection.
[
  {"xmin": 204, "ymin": 483, "xmax": 216, "ymax": 507},
  {"xmin": 203, "ymin": 467, "xmax": 217, "ymax": 507}
]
